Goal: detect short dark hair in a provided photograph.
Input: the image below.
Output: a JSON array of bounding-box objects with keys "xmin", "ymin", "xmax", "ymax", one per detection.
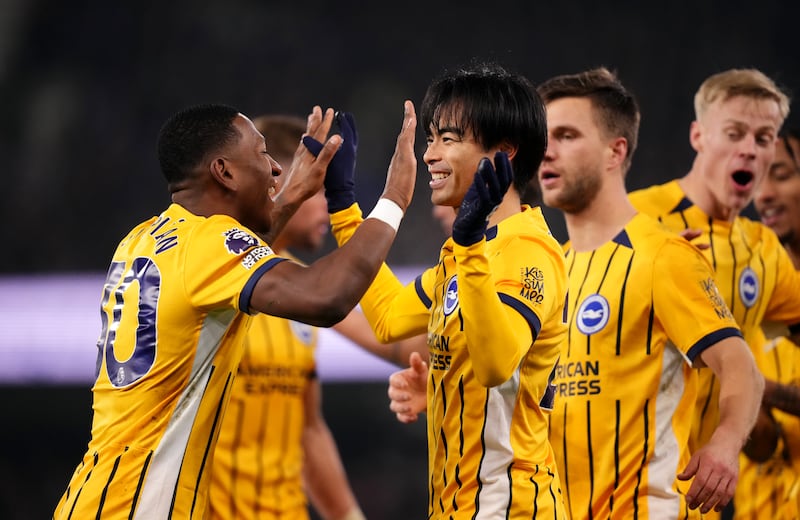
[
  {"xmin": 420, "ymin": 62, "xmax": 547, "ymax": 194},
  {"xmin": 157, "ymin": 104, "xmax": 241, "ymax": 187},
  {"xmin": 537, "ymin": 67, "xmax": 640, "ymax": 173},
  {"xmin": 782, "ymin": 127, "xmax": 800, "ymax": 167}
]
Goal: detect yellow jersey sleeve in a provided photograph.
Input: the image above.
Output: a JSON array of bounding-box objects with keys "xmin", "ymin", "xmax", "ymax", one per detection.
[
  {"xmin": 652, "ymin": 237, "xmax": 742, "ymax": 361},
  {"xmin": 330, "ymin": 203, "xmax": 430, "ymax": 341}
]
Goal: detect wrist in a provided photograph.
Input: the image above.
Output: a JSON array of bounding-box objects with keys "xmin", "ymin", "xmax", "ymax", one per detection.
[
  {"xmin": 325, "ymin": 190, "xmax": 356, "ymax": 213},
  {"xmin": 366, "ymin": 198, "xmax": 404, "ymax": 232}
]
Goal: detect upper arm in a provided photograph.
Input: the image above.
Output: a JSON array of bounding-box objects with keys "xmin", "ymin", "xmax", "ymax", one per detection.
[
  {"xmin": 249, "ymin": 259, "xmax": 350, "ymax": 326},
  {"xmin": 698, "ymin": 335, "xmax": 758, "ymax": 376}
]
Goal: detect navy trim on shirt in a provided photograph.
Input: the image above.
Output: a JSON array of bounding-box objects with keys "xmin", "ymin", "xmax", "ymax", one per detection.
[
  {"xmin": 670, "ymin": 197, "xmax": 694, "ymax": 213},
  {"xmin": 686, "ymin": 327, "xmax": 743, "ymax": 362},
  {"xmin": 612, "ymin": 229, "xmax": 632, "ymax": 248},
  {"xmin": 240, "ymin": 257, "xmax": 289, "ymax": 314},
  {"xmin": 414, "ymin": 275, "xmax": 433, "ymax": 309},
  {"xmin": 498, "ymin": 293, "xmax": 542, "ymax": 341}
]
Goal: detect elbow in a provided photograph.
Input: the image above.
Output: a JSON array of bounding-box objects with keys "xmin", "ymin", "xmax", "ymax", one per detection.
[
  {"xmin": 474, "ymin": 366, "xmax": 510, "ymax": 388},
  {"xmin": 754, "ymin": 369, "xmax": 766, "ymax": 401},
  {"xmin": 311, "ymin": 308, "xmax": 350, "ymax": 328},
  {"xmin": 312, "ymin": 296, "xmax": 354, "ymax": 328}
]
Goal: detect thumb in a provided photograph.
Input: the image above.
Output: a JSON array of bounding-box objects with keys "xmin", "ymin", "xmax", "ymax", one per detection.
[
  {"xmin": 677, "ymin": 456, "xmax": 698, "ymax": 481},
  {"xmin": 409, "ymin": 351, "xmax": 427, "ymax": 376}
]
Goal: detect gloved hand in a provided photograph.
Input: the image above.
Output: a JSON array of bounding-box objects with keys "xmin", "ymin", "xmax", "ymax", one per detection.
[
  {"xmin": 301, "ymin": 111, "xmax": 357, "ymax": 212},
  {"xmin": 452, "ymin": 151, "xmax": 513, "ymax": 246}
]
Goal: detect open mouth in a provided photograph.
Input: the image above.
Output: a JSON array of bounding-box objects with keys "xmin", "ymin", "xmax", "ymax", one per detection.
[{"xmin": 731, "ymin": 170, "xmax": 754, "ymax": 187}]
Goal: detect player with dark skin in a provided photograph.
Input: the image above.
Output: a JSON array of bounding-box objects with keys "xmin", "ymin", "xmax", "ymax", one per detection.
[
  {"xmin": 170, "ymin": 103, "xmax": 418, "ymax": 325},
  {"xmin": 53, "ymin": 102, "xmax": 418, "ymax": 519}
]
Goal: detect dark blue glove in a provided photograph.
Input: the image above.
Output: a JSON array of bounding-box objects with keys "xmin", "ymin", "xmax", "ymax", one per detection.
[
  {"xmin": 452, "ymin": 151, "xmax": 513, "ymax": 246},
  {"xmin": 301, "ymin": 111, "xmax": 357, "ymax": 213}
]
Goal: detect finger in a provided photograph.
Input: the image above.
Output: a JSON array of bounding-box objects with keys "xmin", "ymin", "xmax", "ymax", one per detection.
[
  {"xmin": 306, "ymin": 105, "xmax": 322, "ymax": 134},
  {"xmin": 337, "ymin": 111, "xmax": 358, "ymax": 148},
  {"xmin": 472, "ymin": 169, "xmax": 491, "ymax": 208},
  {"xmin": 398, "ymin": 100, "xmax": 417, "ymax": 142},
  {"xmin": 345, "ymin": 112, "xmax": 358, "ymax": 147},
  {"xmin": 389, "ymin": 397, "xmax": 411, "ymax": 412},
  {"xmin": 494, "ymin": 151, "xmax": 513, "ymax": 193},
  {"xmin": 313, "ymin": 135, "xmax": 342, "ymax": 167},
  {"xmin": 302, "ymin": 135, "xmax": 324, "ymax": 157},
  {"xmin": 308, "ymin": 107, "xmax": 334, "ymax": 144},
  {"xmin": 389, "ymin": 371, "xmax": 409, "ymax": 390},
  {"xmin": 409, "ymin": 351, "xmax": 427, "ymax": 376},
  {"xmin": 397, "ymin": 413, "xmax": 419, "ymax": 424},
  {"xmin": 479, "ymin": 157, "xmax": 502, "ymax": 203},
  {"xmin": 677, "ymin": 456, "xmax": 698, "ymax": 481}
]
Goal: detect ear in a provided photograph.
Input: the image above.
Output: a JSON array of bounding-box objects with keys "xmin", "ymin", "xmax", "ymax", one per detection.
[
  {"xmin": 689, "ymin": 121, "xmax": 703, "ymax": 153},
  {"xmin": 498, "ymin": 141, "xmax": 518, "ymax": 162},
  {"xmin": 209, "ymin": 157, "xmax": 237, "ymax": 190},
  {"xmin": 607, "ymin": 137, "xmax": 628, "ymax": 171}
]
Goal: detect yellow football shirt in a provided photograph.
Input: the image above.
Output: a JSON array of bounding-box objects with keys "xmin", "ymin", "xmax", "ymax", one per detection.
[
  {"xmin": 53, "ymin": 203, "xmax": 286, "ymax": 519},
  {"xmin": 549, "ymin": 212, "xmax": 742, "ymax": 519},
  {"xmin": 629, "ymin": 180, "xmax": 800, "ymax": 451},
  {"xmin": 331, "ymin": 204, "xmax": 569, "ymax": 519},
  {"xmin": 733, "ymin": 334, "xmax": 800, "ymax": 520},
  {"xmin": 209, "ymin": 308, "xmax": 317, "ymax": 520}
]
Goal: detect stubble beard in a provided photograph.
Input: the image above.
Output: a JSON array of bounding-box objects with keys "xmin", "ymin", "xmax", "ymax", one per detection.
[{"xmin": 553, "ymin": 168, "xmax": 602, "ymax": 215}]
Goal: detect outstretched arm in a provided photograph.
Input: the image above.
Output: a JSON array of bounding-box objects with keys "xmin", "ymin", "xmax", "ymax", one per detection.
[
  {"xmin": 333, "ymin": 309, "xmax": 429, "ymax": 367},
  {"xmin": 250, "ymin": 101, "xmax": 417, "ymax": 327},
  {"xmin": 679, "ymin": 336, "xmax": 764, "ymax": 514},
  {"xmin": 302, "ymin": 378, "xmax": 365, "ymax": 520}
]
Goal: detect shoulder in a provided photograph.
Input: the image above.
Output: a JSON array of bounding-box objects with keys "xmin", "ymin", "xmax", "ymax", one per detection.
[
  {"xmin": 628, "ymin": 180, "xmax": 683, "ymax": 212},
  {"xmin": 500, "ymin": 209, "xmax": 565, "ymax": 260},
  {"xmin": 736, "ymin": 215, "xmax": 776, "ymax": 242},
  {"xmin": 629, "ymin": 213, "xmax": 711, "ymax": 265}
]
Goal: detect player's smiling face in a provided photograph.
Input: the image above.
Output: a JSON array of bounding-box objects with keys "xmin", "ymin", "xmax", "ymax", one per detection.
[
  {"xmin": 755, "ymin": 136, "xmax": 800, "ymax": 244},
  {"xmin": 423, "ymin": 118, "xmax": 495, "ymax": 209},
  {"xmin": 227, "ymin": 115, "xmax": 280, "ymax": 235},
  {"xmin": 691, "ymin": 95, "xmax": 782, "ymax": 217}
]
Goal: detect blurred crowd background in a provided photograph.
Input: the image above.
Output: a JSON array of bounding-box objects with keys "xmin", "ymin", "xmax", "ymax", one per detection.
[{"xmin": 1, "ymin": 0, "xmax": 798, "ymax": 517}]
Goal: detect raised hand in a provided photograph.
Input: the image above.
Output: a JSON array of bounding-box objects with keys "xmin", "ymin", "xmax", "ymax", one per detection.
[
  {"xmin": 388, "ymin": 351, "xmax": 428, "ymax": 423},
  {"xmin": 452, "ymin": 151, "xmax": 513, "ymax": 246},
  {"xmin": 379, "ymin": 100, "xmax": 417, "ymax": 212},
  {"xmin": 285, "ymin": 107, "xmax": 337, "ymax": 198},
  {"xmin": 303, "ymin": 111, "xmax": 358, "ymax": 212},
  {"xmin": 263, "ymin": 107, "xmax": 338, "ymax": 244}
]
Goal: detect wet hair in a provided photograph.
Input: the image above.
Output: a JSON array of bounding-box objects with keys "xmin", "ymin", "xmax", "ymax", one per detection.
[
  {"xmin": 157, "ymin": 104, "xmax": 241, "ymax": 188},
  {"xmin": 537, "ymin": 67, "xmax": 640, "ymax": 173},
  {"xmin": 420, "ymin": 61, "xmax": 547, "ymax": 194},
  {"xmin": 252, "ymin": 114, "xmax": 306, "ymax": 166},
  {"xmin": 694, "ymin": 68, "xmax": 791, "ymax": 122}
]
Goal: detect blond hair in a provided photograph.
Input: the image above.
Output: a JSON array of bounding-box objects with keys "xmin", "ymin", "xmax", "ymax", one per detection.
[{"xmin": 694, "ymin": 68, "xmax": 790, "ymax": 122}]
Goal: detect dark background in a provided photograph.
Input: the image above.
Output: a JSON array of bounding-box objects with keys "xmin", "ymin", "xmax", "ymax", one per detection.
[
  {"xmin": 2, "ymin": 0, "xmax": 798, "ymax": 273},
  {"xmin": 1, "ymin": 0, "xmax": 798, "ymax": 517}
]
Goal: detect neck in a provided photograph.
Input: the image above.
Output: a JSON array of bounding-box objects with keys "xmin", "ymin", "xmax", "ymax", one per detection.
[
  {"xmin": 487, "ymin": 187, "xmax": 522, "ymax": 228},
  {"xmin": 564, "ymin": 178, "xmax": 636, "ymax": 252},
  {"xmin": 679, "ymin": 162, "xmax": 738, "ymax": 222}
]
